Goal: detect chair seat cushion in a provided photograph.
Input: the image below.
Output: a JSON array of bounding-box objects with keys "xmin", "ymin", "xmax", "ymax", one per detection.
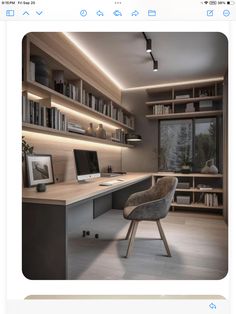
[{"xmin": 123, "ymin": 206, "xmax": 136, "ymax": 219}]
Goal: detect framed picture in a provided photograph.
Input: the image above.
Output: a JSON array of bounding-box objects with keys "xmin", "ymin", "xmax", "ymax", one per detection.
[{"xmin": 26, "ymin": 154, "xmax": 54, "ymax": 187}]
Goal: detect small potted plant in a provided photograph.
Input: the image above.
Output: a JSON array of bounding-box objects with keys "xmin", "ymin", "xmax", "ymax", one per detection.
[
  {"xmin": 181, "ymin": 154, "xmax": 192, "ymax": 173},
  {"xmin": 22, "ymin": 136, "xmax": 34, "ymax": 186}
]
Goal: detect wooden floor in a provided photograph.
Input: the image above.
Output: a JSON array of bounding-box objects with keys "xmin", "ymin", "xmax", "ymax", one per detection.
[{"xmin": 68, "ymin": 210, "xmax": 228, "ymax": 280}]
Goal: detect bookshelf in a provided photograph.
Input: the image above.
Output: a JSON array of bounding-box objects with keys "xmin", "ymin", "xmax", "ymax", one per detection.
[
  {"xmin": 145, "ymin": 80, "xmax": 223, "ymax": 120},
  {"xmin": 22, "ymin": 122, "xmax": 134, "ymax": 148},
  {"xmin": 22, "ymin": 34, "xmax": 135, "ymax": 148},
  {"xmin": 153, "ymin": 172, "xmax": 224, "ymax": 211}
]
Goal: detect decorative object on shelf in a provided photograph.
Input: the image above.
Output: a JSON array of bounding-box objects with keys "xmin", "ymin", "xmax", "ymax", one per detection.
[
  {"xmin": 126, "ymin": 133, "xmax": 142, "ymax": 142},
  {"xmin": 36, "ymin": 183, "xmax": 46, "ymax": 192},
  {"xmin": 112, "ymin": 128, "xmax": 127, "ymax": 143},
  {"xmin": 177, "ymin": 182, "xmax": 190, "ymax": 189},
  {"xmin": 176, "ymin": 195, "xmax": 191, "ymax": 205},
  {"xmin": 96, "ymin": 124, "xmax": 106, "ymax": 139},
  {"xmin": 30, "ymin": 55, "xmax": 49, "ymax": 87},
  {"xmin": 201, "ymin": 159, "xmax": 218, "ymax": 174},
  {"xmin": 185, "ymin": 103, "xmax": 195, "ymax": 113},
  {"xmin": 180, "ymin": 154, "xmax": 192, "ymax": 173},
  {"xmin": 86, "ymin": 123, "xmax": 96, "ymax": 137},
  {"xmin": 199, "ymin": 100, "xmax": 213, "ymax": 111},
  {"xmin": 68, "ymin": 122, "xmax": 86, "ymax": 134},
  {"xmin": 107, "ymin": 165, "xmax": 112, "ymax": 173},
  {"xmin": 26, "ymin": 154, "xmax": 54, "ymax": 187}
]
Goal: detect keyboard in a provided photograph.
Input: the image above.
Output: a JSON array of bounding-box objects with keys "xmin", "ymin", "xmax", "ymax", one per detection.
[{"xmin": 99, "ymin": 179, "xmax": 125, "ymax": 186}]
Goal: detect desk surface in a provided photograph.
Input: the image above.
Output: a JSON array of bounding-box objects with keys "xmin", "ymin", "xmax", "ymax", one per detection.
[{"xmin": 22, "ymin": 173, "xmax": 152, "ymax": 206}]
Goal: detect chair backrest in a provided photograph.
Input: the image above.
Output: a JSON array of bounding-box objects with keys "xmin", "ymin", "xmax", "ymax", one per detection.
[
  {"xmin": 154, "ymin": 176, "xmax": 178, "ymax": 199},
  {"xmin": 152, "ymin": 176, "xmax": 178, "ymax": 217}
]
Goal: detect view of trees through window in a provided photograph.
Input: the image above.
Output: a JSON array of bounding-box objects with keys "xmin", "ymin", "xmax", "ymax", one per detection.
[{"xmin": 159, "ymin": 118, "xmax": 217, "ymax": 171}]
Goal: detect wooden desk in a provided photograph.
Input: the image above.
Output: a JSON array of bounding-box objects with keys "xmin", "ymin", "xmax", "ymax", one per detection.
[{"xmin": 22, "ymin": 173, "xmax": 152, "ymax": 279}]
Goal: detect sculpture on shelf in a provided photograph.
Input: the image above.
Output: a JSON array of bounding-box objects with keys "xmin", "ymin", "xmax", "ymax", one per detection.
[
  {"xmin": 86, "ymin": 123, "xmax": 96, "ymax": 137},
  {"xmin": 201, "ymin": 159, "xmax": 218, "ymax": 174},
  {"xmin": 96, "ymin": 124, "xmax": 106, "ymax": 139}
]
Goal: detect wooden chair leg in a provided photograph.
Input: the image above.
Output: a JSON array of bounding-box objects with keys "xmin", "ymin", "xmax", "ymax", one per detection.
[
  {"xmin": 156, "ymin": 220, "xmax": 171, "ymax": 257},
  {"xmin": 125, "ymin": 221, "xmax": 139, "ymax": 258},
  {"xmin": 125, "ymin": 221, "xmax": 134, "ymax": 240}
]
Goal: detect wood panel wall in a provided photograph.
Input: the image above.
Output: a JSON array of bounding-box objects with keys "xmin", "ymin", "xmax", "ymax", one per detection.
[{"xmin": 23, "ymin": 131, "xmax": 123, "ymax": 183}]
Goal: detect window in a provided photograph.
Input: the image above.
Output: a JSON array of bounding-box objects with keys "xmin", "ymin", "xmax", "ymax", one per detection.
[{"xmin": 159, "ymin": 118, "xmax": 218, "ymax": 172}]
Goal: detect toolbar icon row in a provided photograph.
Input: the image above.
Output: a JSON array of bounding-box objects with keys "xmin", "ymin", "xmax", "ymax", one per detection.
[{"xmin": 79, "ymin": 9, "xmax": 157, "ymax": 17}]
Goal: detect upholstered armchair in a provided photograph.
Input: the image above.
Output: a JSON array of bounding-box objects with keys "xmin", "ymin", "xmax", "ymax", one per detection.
[{"xmin": 123, "ymin": 176, "xmax": 178, "ymax": 258}]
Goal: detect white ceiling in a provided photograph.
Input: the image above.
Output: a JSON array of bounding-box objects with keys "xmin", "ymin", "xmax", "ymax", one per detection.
[{"xmin": 68, "ymin": 32, "xmax": 228, "ymax": 90}]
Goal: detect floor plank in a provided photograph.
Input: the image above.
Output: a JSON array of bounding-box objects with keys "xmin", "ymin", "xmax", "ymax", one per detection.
[{"xmin": 68, "ymin": 210, "xmax": 228, "ymax": 280}]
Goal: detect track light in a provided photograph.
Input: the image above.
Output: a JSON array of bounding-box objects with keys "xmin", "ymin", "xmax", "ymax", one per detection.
[
  {"xmin": 146, "ymin": 39, "xmax": 152, "ymax": 52},
  {"xmin": 153, "ymin": 60, "xmax": 158, "ymax": 72},
  {"xmin": 143, "ymin": 33, "xmax": 159, "ymax": 72}
]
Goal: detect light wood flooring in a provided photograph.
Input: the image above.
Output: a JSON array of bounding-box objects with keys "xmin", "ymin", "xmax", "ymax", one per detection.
[{"xmin": 68, "ymin": 210, "xmax": 228, "ymax": 280}]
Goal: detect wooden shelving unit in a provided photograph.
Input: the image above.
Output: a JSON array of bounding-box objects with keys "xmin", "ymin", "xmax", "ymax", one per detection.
[
  {"xmin": 146, "ymin": 110, "xmax": 223, "ymax": 120},
  {"xmin": 146, "ymin": 95, "xmax": 222, "ymax": 106},
  {"xmin": 22, "ymin": 122, "xmax": 134, "ymax": 148},
  {"xmin": 146, "ymin": 80, "xmax": 223, "ymax": 120},
  {"xmin": 23, "ymin": 80, "xmax": 135, "ymax": 131},
  {"xmin": 153, "ymin": 172, "xmax": 224, "ymax": 211},
  {"xmin": 22, "ymin": 34, "xmax": 136, "ymax": 149}
]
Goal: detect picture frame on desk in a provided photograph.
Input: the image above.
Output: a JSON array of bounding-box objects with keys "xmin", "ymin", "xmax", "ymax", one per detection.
[{"xmin": 26, "ymin": 154, "xmax": 54, "ymax": 187}]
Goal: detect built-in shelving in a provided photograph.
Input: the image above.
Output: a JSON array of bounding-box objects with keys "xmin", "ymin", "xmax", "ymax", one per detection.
[
  {"xmin": 171, "ymin": 202, "xmax": 223, "ymax": 210},
  {"xmin": 23, "ymin": 80, "xmax": 135, "ymax": 131},
  {"xmin": 146, "ymin": 95, "xmax": 222, "ymax": 106},
  {"xmin": 22, "ymin": 122, "xmax": 134, "ymax": 148},
  {"xmin": 153, "ymin": 172, "xmax": 223, "ymax": 212},
  {"xmin": 146, "ymin": 110, "xmax": 223, "ymax": 120},
  {"xmin": 145, "ymin": 80, "xmax": 223, "ymax": 120}
]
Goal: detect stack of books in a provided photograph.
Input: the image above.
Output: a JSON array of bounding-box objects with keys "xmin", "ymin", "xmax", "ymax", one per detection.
[
  {"xmin": 111, "ymin": 129, "xmax": 126, "ymax": 144},
  {"xmin": 53, "ymin": 70, "xmax": 80, "ymax": 101},
  {"xmin": 54, "ymin": 81, "xmax": 80, "ymax": 101},
  {"xmin": 204, "ymin": 193, "xmax": 219, "ymax": 207},
  {"xmin": 153, "ymin": 104, "xmax": 171, "ymax": 115},
  {"xmin": 22, "ymin": 94, "xmax": 68, "ymax": 131}
]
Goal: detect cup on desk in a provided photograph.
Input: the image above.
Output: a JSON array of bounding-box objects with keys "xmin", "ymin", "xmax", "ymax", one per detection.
[{"xmin": 36, "ymin": 183, "xmax": 46, "ymax": 192}]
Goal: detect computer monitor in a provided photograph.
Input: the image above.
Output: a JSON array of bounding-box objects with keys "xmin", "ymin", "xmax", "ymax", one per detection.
[{"xmin": 73, "ymin": 149, "xmax": 100, "ymax": 181}]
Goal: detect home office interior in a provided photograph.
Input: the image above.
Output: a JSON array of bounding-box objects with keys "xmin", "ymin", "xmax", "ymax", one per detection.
[{"xmin": 22, "ymin": 32, "xmax": 228, "ymax": 280}]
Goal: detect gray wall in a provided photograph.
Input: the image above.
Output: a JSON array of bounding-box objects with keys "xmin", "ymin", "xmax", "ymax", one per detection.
[{"xmin": 121, "ymin": 90, "xmax": 158, "ymax": 172}]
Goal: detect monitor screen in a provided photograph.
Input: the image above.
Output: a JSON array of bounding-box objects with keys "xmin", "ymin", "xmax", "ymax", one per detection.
[{"xmin": 73, "ymin": 149, "xmax": 100, "ymax": 181}]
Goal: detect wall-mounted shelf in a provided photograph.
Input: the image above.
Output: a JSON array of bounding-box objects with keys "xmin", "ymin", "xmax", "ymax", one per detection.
[
  {"xmin": 146, "ymin": 110, "xmax": 223, "ymax": 120},
  {"xmin": 146, "ymin": 95, "xmax": 222, "ymax": 106},
  {"xmin": 171, "ymin": 202, "xmax": 223, "ymax": 210},
  {"xmin": 23, "ymin": 80, "xmax": 135, "ymax": 131},
  {"xmin": 22, "ymin": 122, "xmax": 134, "ymax": 148},
  {"xmin": 146, "ymin": 80, "xmax": 223, "ymax": 120}
]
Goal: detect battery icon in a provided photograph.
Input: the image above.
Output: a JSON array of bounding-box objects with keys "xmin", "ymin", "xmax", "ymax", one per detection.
[{"xmin": 227, "ymin": 1, "xmax": 235, "ymax": 4}]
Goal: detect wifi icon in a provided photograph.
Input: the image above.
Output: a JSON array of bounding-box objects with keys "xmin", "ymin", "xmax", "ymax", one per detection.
[{"xmin": 204, "ymin": 1, "xmax": 209, "ymax": 3}]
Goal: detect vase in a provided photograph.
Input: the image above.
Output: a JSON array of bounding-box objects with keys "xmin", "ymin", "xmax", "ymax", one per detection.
[
  {"xmin": 209, "ymin": 164, "xmax": 218, "ymax": 174},
  {"xmin": 96, "ymin": 124, "xmax": 106, "ymax": 139},
  {"xmin": 86, "ymin": 123, "xmax": 96, "ymax": 137}
]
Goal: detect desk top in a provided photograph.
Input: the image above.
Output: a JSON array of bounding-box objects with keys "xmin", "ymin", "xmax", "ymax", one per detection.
[{"xmin": 22, "ymin": 173, "xmax": 152, "ymax": 206}]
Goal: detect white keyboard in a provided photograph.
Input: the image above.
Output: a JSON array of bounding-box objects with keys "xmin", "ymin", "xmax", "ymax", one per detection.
[{"xmin": 99, "ymin": 179, "xmax": 125, "ymax": 186}]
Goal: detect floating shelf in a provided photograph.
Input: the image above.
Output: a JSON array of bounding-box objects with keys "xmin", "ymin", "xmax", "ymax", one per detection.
[
  {"xmin": 176, "ymin": 188, "xmax": 223, "ymax": 193},
  {"xmin": 146, "ymin": 110, "xmax": 223, "ymax": 120},
  {"xmin": 22, "ymin": 123, "xmax": 134, "ymax": 148},
  {"xmin": 171, "ymin": 202, "xmax": 223, "ymax": 210},
  {"xmin": 22, "ymin": 80, "xmax": 135, "ymax": 131},
  {"xmin": 146, "ymin": 95, "xmax": 223, "ymax": 106},
  {"xmin": 153, "ymin": 172, "xmax": 223, "ymax": 178}
]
